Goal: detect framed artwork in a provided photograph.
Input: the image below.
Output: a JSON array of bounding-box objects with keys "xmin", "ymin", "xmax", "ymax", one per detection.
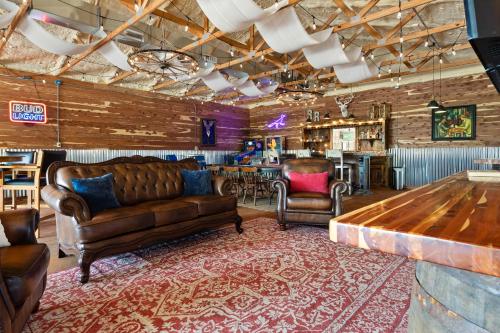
[
  {"xmin": 265, "ymin": 136, "xmax": 285, "ymax": 164},
  {"xmin": 201, "ymin": 118, "xmax": 216, "ymax": 145},
  {"xmin": 432, "ymin": 105, "xmax": 476, "ymax": 141}
]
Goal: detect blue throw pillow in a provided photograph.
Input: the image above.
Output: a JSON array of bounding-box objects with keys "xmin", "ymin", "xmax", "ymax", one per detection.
[
  {"xmin": 71, "ymin": 173, "xmax": 121, "ymax": 216},
  {"xmin": 181, "ymin": 169, "xmax": 213, "ymax": 196}
]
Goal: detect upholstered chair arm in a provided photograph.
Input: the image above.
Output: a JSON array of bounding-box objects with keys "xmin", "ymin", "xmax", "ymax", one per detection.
[
  {"xmin": 41, "ymin": 184, "xmax": 92, "ymax": 223},
  {"xmin": 0, "ymin": 209, "xmax": 38, "ymax": 246},
  {"xmin": 329, "ymin": 180, "xmax": 348, "ymax": 216},
  {"xmin": 0, "ymin": 272, "xmax": 15, "ymax": 321},
  {"xmin": 272, "ymin": 178, "xmax": 289, "ymax": 214},
  {"xmin": 212, "ymin": 175, "xmax": 232, "ymax": 196}
]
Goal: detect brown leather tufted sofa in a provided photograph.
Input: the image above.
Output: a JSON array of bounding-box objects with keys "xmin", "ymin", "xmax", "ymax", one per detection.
[
  {"xmin": 41, "ymin": 156, "xmax": 242, "ymax": 283},
  {"xmin": 0, "ymin": 209, "xmax": 50, "ymax": 333},
  {"xmin": 272, "ymin": 158, "xmax": 347, "ymax": 230}
]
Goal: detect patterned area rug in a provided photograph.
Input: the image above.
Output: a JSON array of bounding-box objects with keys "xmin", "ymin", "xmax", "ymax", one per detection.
[{"xmin": 26, "ymin": 218, "xmax": 414, "ymax": 333}]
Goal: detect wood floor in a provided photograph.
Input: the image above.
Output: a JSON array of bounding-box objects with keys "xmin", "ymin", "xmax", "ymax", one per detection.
[{"xmin": 32, "ymin": 187, "xmax": 401, "ymax": 275}]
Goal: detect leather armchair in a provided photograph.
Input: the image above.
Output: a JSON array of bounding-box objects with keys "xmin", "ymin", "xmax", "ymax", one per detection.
[
  {"xmin": 0, "ymin": 209, "xmax": 50, "ymax": 333},
  {"xmin": 272, "ymin": 158, "xmax": 347, "ymax": 230}
]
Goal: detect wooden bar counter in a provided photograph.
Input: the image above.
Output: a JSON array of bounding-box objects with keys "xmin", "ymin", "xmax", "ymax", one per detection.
[{"xmin": 329, "ymin": 172, "xmax": 500, "ymax": 332}]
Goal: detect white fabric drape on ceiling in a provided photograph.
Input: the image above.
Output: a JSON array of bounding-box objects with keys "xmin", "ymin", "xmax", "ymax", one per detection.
[
  {"xmin": 0, "ymin": 0, "xmax": 16, "ymax": 28},
  {"xmin": 0, "ymin": 0, "xmax": 132, "ymax": 71},
  {"xmin": 237, "ymin": 80, "xmax": 278, "ymax": 97},
  {"xmin": 303, "ymin": 33, "xmax": 362, "ymax": 69},
  {"xmin": 201, "ymin": 69, "xmax": 249, "ymax": 92},
  {"xmin": 196, "ymin": 0, "xmax": 288, "ymax": 33},
  {"xmin": 176, "ymin": 63, "xmax": 215, "ymax": 82},
  {"xmin": 334, "ymin": 59, "xmax": 379, "ymax": 84},
  {"xmin": 255, "ymin": 7, "xmax": 332, "ymax": 54}
]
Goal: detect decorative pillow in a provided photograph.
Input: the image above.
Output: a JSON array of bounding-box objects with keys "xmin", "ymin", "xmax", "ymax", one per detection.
[
  {"xmin": 289, "ymin": 171, "xmax": 329, "ymax": 194},
  {"xmin": 0, "ymin": 220, "xmax": 10, "ymax": 247},
  {"xmin": 71, "ymin": 173, "xmax": 121, "ymax": 216},
  {"xmin": 181, "ymin": 169, "xmax": 213, "ymax": 196}
]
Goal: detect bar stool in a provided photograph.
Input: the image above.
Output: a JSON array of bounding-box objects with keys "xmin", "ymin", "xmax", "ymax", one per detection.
[
  {"xmin": 326, "ymin": 149, "xmax": 353, "ymax": 195},
  {"xmin": 393, "ymin": 165, "xmax": 405, "ymax": 190},
  {"xmin": 241, "ymin": 167, "xmax": 267, "ymax": 206}
]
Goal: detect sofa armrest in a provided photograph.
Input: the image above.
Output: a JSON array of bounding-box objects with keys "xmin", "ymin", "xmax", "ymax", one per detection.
[
  {"xmin": 0, "ymin": 209, "xmax": 38, "ymax": 245},
  {"xmin": 41, "ymin": 184, "xmax": 92, "ymax": 223},
  {"xmin": 329, "ymin": 180, "xmax": 348, "ymax": 216},
  {"xmin": 0, "ymin": 273, "xmax": 15, "ymax": 321},
  {"xmin": 272, "ymin": 178, "xmax": 289, "ymax": 217},
  {"xmin": 212, "ymin": 175, "xmax": 232, "ymax": 196}
]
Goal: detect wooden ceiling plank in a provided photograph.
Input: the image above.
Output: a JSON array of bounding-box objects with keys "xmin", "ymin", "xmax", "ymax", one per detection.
[
  {"xmin": 57, "ymin": 0, "xmax": 169, "ymax": 75},
  {"xmin": 107, "ymin": 71, "xmax": 135, "ymax": 85},
  {"xmin": 0, "ymin": 0, "xmax": 32, "ymax": 54}
]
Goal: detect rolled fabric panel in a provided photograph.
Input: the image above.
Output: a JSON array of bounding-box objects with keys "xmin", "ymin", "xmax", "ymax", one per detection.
[
  {"xmin": 196, "ymin": 0, "xmax": 288, "ymax": 33},
  {"xmin": 303, "ymin": 33, "xmax": 362, "ymax": 69},
  {"xmin": 201, "ymin": 69, "xmax": 249, "ymax": 92},
  {"xmin": 238, "ymin": 80, "xmax": 278, "ymax": 97},
  {"xmin": 255, "ymin": 6, "xmax": 332, "ymax": 54},
  {"xmin": 0, "ymin": 0, "xmax": 17, "ymax": 28},
  {"xmin": 334, "ymin": 59, "xmax": 380, "ymax": 84}
]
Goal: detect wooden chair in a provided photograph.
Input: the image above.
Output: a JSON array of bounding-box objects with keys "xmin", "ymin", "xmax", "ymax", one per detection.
[
  {"xmin": 241, "ymin": 167, "xmax": 267, "ymax": 206},
  {"xmin": 222, "ymin": 166, "xmax": 242, "ymax": 199},
  {"xmin": 259, "ymin": 167, "xmax": 281, "ymax": 204},
  {"xmin": 0, "ymin": 151, "xmax": 44, "ymax": 236}
]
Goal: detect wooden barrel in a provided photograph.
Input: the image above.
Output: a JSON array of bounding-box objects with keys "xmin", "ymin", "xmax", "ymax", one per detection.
[{"xmin": 408, "ymin": 261, "xmax": 500, "ymax": 333}]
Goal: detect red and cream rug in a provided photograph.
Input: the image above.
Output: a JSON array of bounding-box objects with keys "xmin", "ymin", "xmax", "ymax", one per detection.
[{"xmin": 26, "ymin": 218, "xmax": 414, "ymax": 333}]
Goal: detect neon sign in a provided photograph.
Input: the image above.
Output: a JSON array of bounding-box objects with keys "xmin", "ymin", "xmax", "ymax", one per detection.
[
  {"xmin": 9, "ymin": 101, "xmax": 47, "ymax": 124},
  {"xmin": 267, "ymin": 114, "xmax": 286, "ymax": 129}
]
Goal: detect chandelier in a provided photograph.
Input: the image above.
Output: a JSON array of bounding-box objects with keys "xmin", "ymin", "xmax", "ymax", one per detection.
[
  {"xmin": 276, "ymin": 88, "xmax": 322, "ymax": 106},
  {"xmin": 127, "ymin": 48, "xmax": 199, "ymax": 80}
]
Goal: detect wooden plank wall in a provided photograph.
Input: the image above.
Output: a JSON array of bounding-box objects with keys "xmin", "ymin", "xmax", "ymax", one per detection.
[
  {"xmin": 0, "ymin": 71, "xmax": 249, "ymax": 150},
  {"xmin": 249, "ymin": 73, "xmax": 500, "ymax": 150}
]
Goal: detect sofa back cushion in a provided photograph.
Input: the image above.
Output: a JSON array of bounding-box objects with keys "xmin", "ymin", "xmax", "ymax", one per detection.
[{"xmin": 54, "ymin": 158, "xmax": 199, "ymax": 206}]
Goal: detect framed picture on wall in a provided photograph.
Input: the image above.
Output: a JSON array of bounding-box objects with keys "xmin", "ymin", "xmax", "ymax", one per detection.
[
  {"xmin": 201, "ymin": 118, "xmax": 216, "ymax": 145},
  {"xmin": 431, "ymin": 105, "xmax": 476, "ymax": 141}
]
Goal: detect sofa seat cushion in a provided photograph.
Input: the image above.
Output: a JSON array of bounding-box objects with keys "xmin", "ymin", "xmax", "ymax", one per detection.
[
  {"xmin": 0, "ymin": 244, "xmax": 49, "ymax": 308},
  {"xmin": 135, "ymin": 200, "xmax": 198, "ymax": 226},
  {"xmin": 179, "ymin": 195, "xmax": 236, "ymax": 216},
  {"xmin": 287, "ymin": 192, "xmax": 332, "ymax": 211},
  {"xmin": 77, "ymin": 206, "xmax": 155, "ymax": 243}
]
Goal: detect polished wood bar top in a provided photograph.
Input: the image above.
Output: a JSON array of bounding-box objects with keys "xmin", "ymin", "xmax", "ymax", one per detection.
[
  {"xmin": 330, "ymin": 172, "xmax": 500, "ymax": 277},
  {"xmin": 474, "ymin": 158, "xmax": 500, "ymax": 165}
]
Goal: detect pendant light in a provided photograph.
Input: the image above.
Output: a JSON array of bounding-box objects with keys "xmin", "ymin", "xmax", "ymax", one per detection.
[
  {"xmin": 427, "ymin": 45, "xmax": 439, "ymax": 109},
  {"xmin": 435, "ymin": 54, "xmax": 447, "ymax": 113}
]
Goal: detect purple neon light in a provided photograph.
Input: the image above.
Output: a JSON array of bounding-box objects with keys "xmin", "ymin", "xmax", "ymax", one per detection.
[{"xmin": 267, "ymin": 114, "xmax": 286, "ymax": 129}]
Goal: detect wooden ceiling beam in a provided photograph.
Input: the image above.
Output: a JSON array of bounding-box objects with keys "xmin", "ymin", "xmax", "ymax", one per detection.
[
  {"xmin": 106, "ymin": 71, "xmax": 135, "ymax": 85},
  {"xmin": 57, "ymin": 0, "xmax": 169, "ymax": 75},
  {"xmin": 0, "ymin": 0, "xmax": 32, "ymax": 54},
  {"xmin": 365, "ymin": 20, "xmax": 465, "ymax": 50}
]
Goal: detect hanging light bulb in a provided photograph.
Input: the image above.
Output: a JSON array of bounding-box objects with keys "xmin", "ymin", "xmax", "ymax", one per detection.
[
  {"xmin": 397, "ymin": 11, "xmax": 402, "ymax": 19},
  {"xmin": 399, "ymin": 36, "xmax": 404, "ymax": 44},
  {"xmin": 390, "ymin": 77, "xmax": 394, "ymax": 82},
  {"xmin": 184, "ymin": 25, "xmax": 189, "ymax": 32},
  {"xmin": 274, "ymin": 0, "xmax": 279, "ymax": 10},
  {"xmin": 452, "ymin": 48, "xmax": 456, "ymax": 56},
  {"xmin": 388, "ymin": 68, "xmax": 392, "ymax": 73},
  {"xmin": 439, "ymin": 56, "xmax": 443, "ymax": 64},
  {"xmin": 425, "ymin": 40, "xmax": 429, "ymax": 47},
  {"xmin": 312, "ymin": 17, "xmax": 317, "ymax": 30},
  {"xmin": 341, "ymin": 41, "xmax": 345, "ymax": 49},
  {"xmin": 260, "ymin": 54, "xmax": 265, "ymax": 61},
  {"xmin": 399, "ymin": 52, "xmax": 404, "ymax": 58},
  {"xmin": 361, "ymin": 54, "xmax": 365, "ymax": 62},
  {"xmin": 378, "ymin": 71, "xmax": 381, "ymax": 78},
  {"xmin": 239, "ymin": 63, "xmax": 243, "ymax": 68},
  {"xmin": 370, "ymin": 53, "xmax": 374, "ymax": 60},
  {"xmin": 230, "ymin": 49, "xmax": 235, "ymax": 57}
]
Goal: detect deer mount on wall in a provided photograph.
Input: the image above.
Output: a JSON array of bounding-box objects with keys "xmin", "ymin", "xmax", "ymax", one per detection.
[{"xmin": 335, "ymin": 93, "xmax": 354, "ymax": 118}]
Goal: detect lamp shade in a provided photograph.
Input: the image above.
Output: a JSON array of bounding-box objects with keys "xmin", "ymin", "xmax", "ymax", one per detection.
[{"xmin": 426, "ymin": 99, "xmax": 440, "ymax": 109}]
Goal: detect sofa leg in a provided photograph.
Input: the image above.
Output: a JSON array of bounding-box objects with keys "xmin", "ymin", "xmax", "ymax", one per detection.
[
  {"xmin": 58, "ymin": 245, "xmax": 67, "ymax": 258},
  {"xmin": 235, "ymin": 215, "xmax": 243, "ymax": 234},
  {"xmin": 32, "ymin": 301, "xmax": 40, "ymax": 313},
  {"xmin": 78, "ymin": 251, "xmax": 93, "ymax": 284}
]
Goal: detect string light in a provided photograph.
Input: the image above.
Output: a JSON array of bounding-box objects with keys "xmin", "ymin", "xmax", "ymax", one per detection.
[
  {"xmin": 370, "ymin": 53, "xmax": 374, "ymax": 60},
  {"xmin": 230, "ymin": 49, "xmax": 235, "ymax": 57},
  {"xmin": 399, "ymin": 36, "xmax": 404, "ymax": 44},
  {"xmin": 425, "ymin": 40, "xmax": 429, "ymax": 47},
  {"xmin": 452, "ymin": 48, "xmax": 456, "ymax": 56},
  {"xmin": 184, "ymin": 25, "xmax": 189, "ymax": 32},
  {"xmin": 399, "ymin": 52, "xmax": 404, "ymax": 58},
  {"xmin": 361, "ymin": 54, "xmax": 365, "ymax": 62},
  {"xmin": 397, "ymin": 11, "xmax": 402, "ymax": 19},
  {"xmin": 439, "ymin": 56, "xmax": 443, "ymax": 64},
  {"xmin": 312, "ymin": 17, "xmax": 317, "ymax": 30}
]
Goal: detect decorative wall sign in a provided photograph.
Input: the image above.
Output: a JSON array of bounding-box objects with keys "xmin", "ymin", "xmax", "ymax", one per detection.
[
  {"xmin": 267, "ymin": 114, "xmax": 286, "ymax": 129},
  {"xmin": 335, "ymin": 94, "xmax": 354, "ymax": 118},
  {"xmin": 201, "ymin": 118, "xmax": 217, "ymax": 145},
  {"xmin": 432, "ymin": 105, "xmax": 476, "ymax": 141},
  {"xmin": 9, "ymin": 100, "xmax": 47, "ymax": 124}
]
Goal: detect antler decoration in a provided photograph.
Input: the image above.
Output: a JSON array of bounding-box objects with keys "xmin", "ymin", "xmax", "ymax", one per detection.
[{"xmin": 335, "ymin": 93, "xmax": 354, "ymax": 118}]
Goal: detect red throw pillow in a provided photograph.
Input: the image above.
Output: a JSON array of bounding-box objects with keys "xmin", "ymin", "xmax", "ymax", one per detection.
[{"xmin": 288, "ymin": 171, "xmax": 329, "ymax": 194}]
